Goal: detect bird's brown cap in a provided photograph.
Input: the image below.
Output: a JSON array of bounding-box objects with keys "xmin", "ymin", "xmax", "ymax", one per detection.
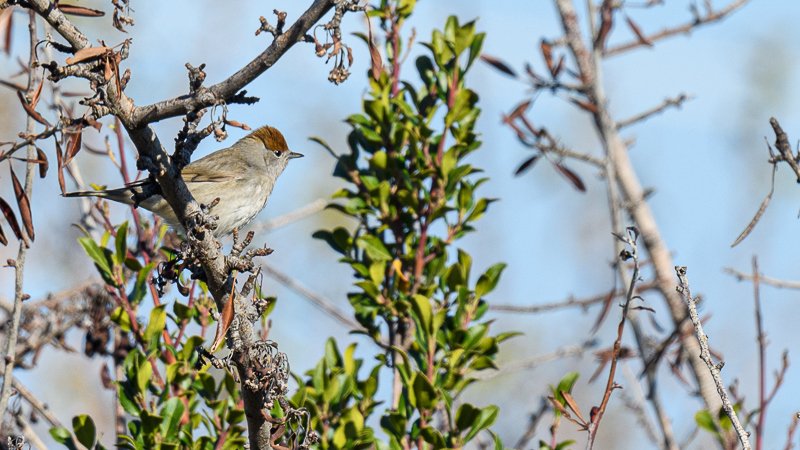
[{"xmin": 248, "ymin": 125, "xmax": 289, "ymax": 151}]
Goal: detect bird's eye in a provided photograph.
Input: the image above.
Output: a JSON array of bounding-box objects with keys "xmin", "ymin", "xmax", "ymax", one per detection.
[{"xmin": 274, "ymin": 150, "xmax": 283, "ymax": 157}]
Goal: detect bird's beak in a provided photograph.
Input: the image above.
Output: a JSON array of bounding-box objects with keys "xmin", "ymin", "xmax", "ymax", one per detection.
[{"xmin": 288, "ymin": 151, "xmax": 304, "ymax": 159}]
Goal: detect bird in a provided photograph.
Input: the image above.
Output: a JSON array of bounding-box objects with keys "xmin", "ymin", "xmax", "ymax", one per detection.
[{"xmin": 65, "ymin": 125, "xmax": 303, "ymax": 237}]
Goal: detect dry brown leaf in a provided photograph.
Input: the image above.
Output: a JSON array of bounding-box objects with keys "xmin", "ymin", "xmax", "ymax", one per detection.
[
  {"xmin": 225, "ymin": 120, "xmax": 251, "ymax": 131},
  {"xmin": 554, "ymin": 161, "xmax": 586, "ymax": 192},
  {"xmin": 508, "ymin": 100, "xmax": 531, "ymax": 120},
  {"xmin": 63, "ymin": 131, "xmax": 83, "ymax": 166},
  {"xmin": 55, "ymin": 141, "xmax": 66, "ymax": 195},
  {"xmin": 17, "ymin": 90, "xmax": 51, "ymax": 127},
  {"xmin": 29, "ymin": 75, "xmax": 44, "ymax": 109},
  {"xmin": 0, "ymin": 222, "xmax": 6, "ymax": 246},
  {"xmin": 552, "ymin": 55, "xmax": 565, "ymax": 78},
  {"xmin": 514, "ymin": 154, "xmax": 540, "ymax": 177},
  {"xmin": 0, "ymin": 7, "xmax": 12, "ymax": 56},
  {"xmin": 0, "ymin": 196, "xmax": 23, "ymax": 244},
  {"xmin": 366, "ymin": 20, "xmax": 382, "ymax": 81},
  {"xmin": 625, "ymin": 17, "xmax": 653, "ymax": 47},
  {"xmin": 591, "ymin": 289, "xmax": 616, "ymax": 334},
  {"xmin": 560, "ymin": 391, "xmax": 585, "ymax": 424},
  {"xmin": 540, "ymin": 40, "xmax": 554, "ymax": 76},
  {"xmin": 103, "ymin": 60, "xmax": 113, "ymax": 82},
  {"xmin": 480, "ymin": 54, "xmax": 517, "ymax": 78},
  {"xmin": 36, "ymin": 147, "xmax": 48, "ymax": 178},
  {"xmin": 732, "ymin": 165, "xmax": 775, "ymax": 247},
  {"xmin": 0, "ymin": 79, "xmax": 25, "ymax": 91},
  {"xmin": 10, "ymin": 165, "xmax": 33, "ymax": 242},
  {"xmin": 569, "ymin": 96, "xmax": 600, "ymax": 114},
  {"xmin": 65, "ymin": 46, "xmax": 109, "ymax": 65},
  {"xmin": 597, "ymin": 0, "xmax": 614, "ymax": 50},
  {"xmin": 211, "ymin": 277, "xmax": 237, "ymax": 352},
  {"xmin": 548, "ymin": 396, "xmax": 568, "ymax": 416},
  {"xmin": 56, "ymin": 4, "xmax": 105, "ymax": 17}
]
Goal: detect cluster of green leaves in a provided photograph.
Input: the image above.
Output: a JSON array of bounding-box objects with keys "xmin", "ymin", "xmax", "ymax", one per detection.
[
  {"xmin": 310, "ymin": 6, "xmax": 514, "ymax": 450},
  {"xmin": 290, "ymin": 339, "xmax": 382, "ymax": 450},
  {"xmin": 57, "ymin": 219, "xmax": 274, "ymax": 449}
]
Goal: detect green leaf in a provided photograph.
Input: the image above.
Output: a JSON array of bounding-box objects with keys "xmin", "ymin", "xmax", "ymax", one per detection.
[
  {"xmin": 325, "ymin": 338, "xmax": 342, "ymax": 368},
  {"xmin": 488, "ymin": 430, "xmax": 503, "ymax": 450},
  {"xmin": 554, "ymin": 440, "xmax": 576, "ymax": 450},
  {"xmin": 78, "ymin": 237, "xmax": 113, "ymax": 282},
  {"xmin": 137, "ymin": 355, "xmax": 153, "ymax": 393},
  {"xmin": 410, "ymin": 294, "xmax": 433, "ymax": 336},
  {"xmin": 357, "ymin": 235, "xmax": 392, "ymax": 261},
  {"xmin": 380, "ymin": 412, "xmax": 407, "ymax": 439},
  {"xmin": 421, "ymin": 426, "xmax": 446, "ymax": 449},
  {"xmin": 397, "ymin": 0, "xmax": 416, "ymax": 16},
  {"xmin": 115, "ymin": 221, "xmax": 129, "ymax": 265},
  {"xmin": 694, "ymin": 409, "xmax": 722, "ymax": 440},
  {"xmin": 160, "ymin": 397, "xmax": 186, "ymax": 438},
  {"xmin": 555, "ymin": 372, "xmax": 580, "ymax": 397},
  {"xmin": 72, "ymin": 414, "xmax": 96, "ymax": 448},
  {"xmin": 455, "ymin": 403, "xmax": 480, "ymax": 432},
  {"xmin": 454, "ymin": 20, "xmax": 476, "ymax": 57},
  {"xmin": 466, "ymin": 197, "xmax": 497, "ymax": 222},
  {"xmin": 475, "ymin": 263, "xmax": 507, "ymax": 298},
  {"xmin": 464, "ymin": 405, "xmax": 499, "ymax": 442},
  {"xmin": 143, "ymin": 305, "xmax": 167, "ymax": 343},
  {"xmin": 49, "ymin": 426, "xmax": 77, "ymax": 448},
  {"xmin": 309, "ymin": 136, "xmax": 338, "ymax": 158},
  {"xmin": 110, "ymin": 306, "xmax": 132, "ymax": 332},
  {"xmin": 412, "ymin": 373, "xmax": 438, "ymax": 410},
  {"xmin": 445, "ymin": 89, "xmax": 478, "ymax": 128}
]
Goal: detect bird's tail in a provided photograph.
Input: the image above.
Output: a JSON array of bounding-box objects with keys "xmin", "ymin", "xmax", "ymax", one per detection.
[{"xmin": 63, "ymin": 187, "xmax": 136, "ymax": 205}]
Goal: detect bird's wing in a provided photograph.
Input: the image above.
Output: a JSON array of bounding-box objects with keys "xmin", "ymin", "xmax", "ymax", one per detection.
[{"xmin": 181, "ymin": 169, "xmax": 237, "ymax": 183}]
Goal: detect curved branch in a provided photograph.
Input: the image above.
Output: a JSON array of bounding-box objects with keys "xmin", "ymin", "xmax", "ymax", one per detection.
[{"xmin": 128, "ymin": 0, "xmax": 334, "ymax": 126}]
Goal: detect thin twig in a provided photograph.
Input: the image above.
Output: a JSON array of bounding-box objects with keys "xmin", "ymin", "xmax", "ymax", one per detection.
[
  {"xmin": 15, "ymin": 413, "xmax": 48, "ymax": 450},
  {"xmin": 724, "ymin": 267, "xmax": 800, "ymax": 290},
  {"xmin": 620, "ymin": 361, "xmax": 659, "ymax": 446},
  {"xmin": 0, "ymin": 366, "xmax": 63, "ymax": 429},
  {"xmin": 616, "ymin": 94, "xmax": 691, "ymax": 130},
  {"xmin": 260, "ymin": 261, "xmax": 369, "ymax": 336},
  {"xmin": 246, "ymin": 199, "xmax": 329, "ymax": 235},
  {"xmin": 0, "ymin": 11, "xmax": 39, "ymax": 428},
  {"xmin": 785, "ymin": 413, "xmax": 799, "ymax": 450},
  {"xmin": 753, "ymin": 256, "xmax": 766, "ymax": 450},
  {"xmin": 604, "ymin": 0, "xmax": 752, "ymax": 57},
  {"xmin": 675, "ymin": 266, "xmax": 751, "ymax": 450},
  {"xmin": 514, "ymin": 398, "xmax": 549, "ymax": 450},
  {"xmin": 585, "ymin": 228, "xmax": 640, "ymax": 449},
  {"xmin": 489, "ymin": 282, "xmax": 654, "ymax": 314},
  {"xmin": 480, "ymin": 340, "xmax": 597, "ymax": 380}
]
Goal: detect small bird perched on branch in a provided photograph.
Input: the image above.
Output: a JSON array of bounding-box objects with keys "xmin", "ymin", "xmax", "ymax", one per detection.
[{"xmin": 65, "ymin": 125, "xmax": 303, "ymax": 237}]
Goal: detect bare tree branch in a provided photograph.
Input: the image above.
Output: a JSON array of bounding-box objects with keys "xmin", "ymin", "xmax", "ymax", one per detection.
[
  {"xmin": 604, "ymin": 0, "xmax": 752, "ymax": 57},
  {"xmin": 616, "ymin": 93, "xmax": 691, "ymax": 130},
  {"xmin": 675, "ymin": 266, "xmax": 751, "ymax": 450},
  {"xmin": 479, "ymin": 339, "xmax": 597, "ymax": 380},
  {"xmin": 553, "ymin": 0, "xmax": 723, "ymax": 416},
  {"xmin": 246, "ymin": 198, "xmax": 329, "ymax": 235},
  {"xmin": 261, "ymin": 261, "xmax": 377, "ymax": 339},
  {"xmin": 489, "ymin": 282, "xmax": 653, "ymax": 314},
  {"xmin": 0, "ymin": 11, "xmax": 39, "ymax": 427},
  {"xmin": 724, "ymin": 267, "xmax": 800, "ymax": 290}
]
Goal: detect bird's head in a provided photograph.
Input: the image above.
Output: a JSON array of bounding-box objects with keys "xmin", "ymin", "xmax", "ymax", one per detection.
[{"xmin": 247, "ymin": 125, "xmax": 304, "ymax": 171}]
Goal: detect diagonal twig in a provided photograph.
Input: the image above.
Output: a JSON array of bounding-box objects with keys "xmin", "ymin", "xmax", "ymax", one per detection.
[
  {"xmin": 675, "ymin": 266, "xmax": 751, "ymax": 450},
  {"xmin": 616, "ymin": 94, "xmax": 691, "ymax": 130},
  {"xmin": 246, "ymin": 199, "xmax": 329, "ymax": 235},
  {"xmin": 604, "ymin": 0, "xmax": 752, "ymax": 57}
]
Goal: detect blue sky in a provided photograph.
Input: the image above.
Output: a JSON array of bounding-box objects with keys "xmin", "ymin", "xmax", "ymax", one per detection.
[{"xmin": 2, "ymin": 0, "xmax": 800, "ymax": 448}]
